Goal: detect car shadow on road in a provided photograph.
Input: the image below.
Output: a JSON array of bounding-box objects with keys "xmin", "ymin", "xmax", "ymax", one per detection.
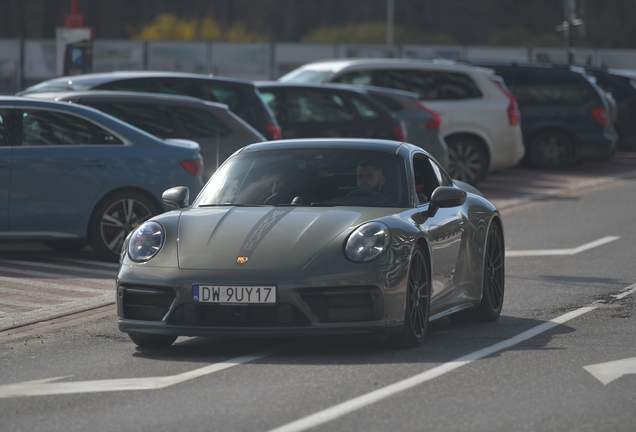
[{"xmin": 130, "ymin": 314, "xmax": 577, "ymax": 367}]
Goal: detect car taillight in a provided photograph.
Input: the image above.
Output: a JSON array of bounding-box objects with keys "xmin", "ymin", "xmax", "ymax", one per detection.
[
  {"xmin": 491, "ymin": 79, "xmax": 521, "ymax": 126},
  {"xmin": 180, "ymin": 160, "xmax": 203, "ymax": 177},
  {"xmin": 415, "ymin": 100, "xmax": 441, "ymax": 130},
  {"xmin": 592, "ymin": 106, "xmax": 609, "ymax": 126},
  {"xmin": 265, "ymin": 124, "xmax": 282, "ymax": 140},
  {"xmin": 393, "ymin": 120, "xmax": 408, "ymax": 142}
]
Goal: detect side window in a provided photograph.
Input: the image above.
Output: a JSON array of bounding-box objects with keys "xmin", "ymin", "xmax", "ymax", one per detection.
[
  {"xmin": 154, "ymin": 79, "xmax": 206, "ymax": 99},
  {"xmin": 204, "ymin": 83, "xmax": 259, "ymax": 126},
  {"xmin": 89, "ymin": 102, "xmax": 177, "ymax": 139},
  {"xmin": 332, "ymin": 71, "xmax": 373, "ymax": 85},
  {"xmin": 172, "ymin": 107, "xmax": 232, "ymax": 138},
  {"xmin": 349, "ymin": 95, "xmax": 380, "ymax": 119},
  {"xmin": 509, "ymin": 69, "xmax": 591, "ymax": 104},
  {"xmin": 412, "ymin": 154, "xmax": 442, "ymax": 205},
  {"xmin": 285, "ymin": 88, "xmax": 355, "ymax": 123},
  {"xmin": 19, "ymin": 109, "xmax": 123, "ymax": 146},
  {"xmin": 434, "ymin": 71, "xmax": 483, "ymax": 99},
  {"xmin": 373, "ymin": 70, "xmax": 438, "ymax": 99},
  {"xmin": 259, "ymin": 90, "xmax": 284, "ymax": 120}
]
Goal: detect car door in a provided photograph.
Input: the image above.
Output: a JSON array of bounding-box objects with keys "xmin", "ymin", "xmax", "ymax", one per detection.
[
  {"xmin": 0, "ymin": 108, "xmax": 13, "ymax": 231},
  {"xmin": 8, "ymin": 106, "xmax": 121, "ymax": 234},
  {"xmin": 413, "ymin": 154, "xmax": 465, "ymax": 305}
]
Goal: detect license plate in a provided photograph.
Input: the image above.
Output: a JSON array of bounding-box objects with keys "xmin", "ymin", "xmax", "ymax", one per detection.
[{"xmin": 192, "ymin": 285, "xmax": 276, "ymax": 304}]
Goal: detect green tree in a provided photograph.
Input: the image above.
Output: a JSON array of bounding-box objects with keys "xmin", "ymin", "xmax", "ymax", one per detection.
[{"xmin": 132, "ymin": 14, "xmax": 265, "ymax": 42}]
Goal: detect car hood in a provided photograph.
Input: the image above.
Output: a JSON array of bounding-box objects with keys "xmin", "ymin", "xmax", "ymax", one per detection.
[{"xmin": 176, "ymin": 206, "xmax": 394, "ymax": 270}]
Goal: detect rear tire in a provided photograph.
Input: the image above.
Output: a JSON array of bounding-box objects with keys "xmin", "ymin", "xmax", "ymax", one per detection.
[
  {"xmin": 88, "ymin": 191, "xmax": 160, "ymax": 262},
  {"xmin": 128, "ymin": 332, "xmax": 177, "ymax": 348},
  {"xmin": 393, "ymin": 245, "xmax": 431, "ymax": 349},
  {"xmin": 446, "ymin": 135, "xmax": 488, "ymax": 186},
  {"xmin": 528, "ymin": 130, "xmax": 572, "ymax": 169}
]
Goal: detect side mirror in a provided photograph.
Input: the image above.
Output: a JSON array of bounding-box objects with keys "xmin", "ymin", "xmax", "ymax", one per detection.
[
  {"xmin": 427, "ymin": 186, "xmax": 466, "ymax": 217},
  {"xmin": 162, "ymin": 186, "xmax": 190, "ymax": 209}
]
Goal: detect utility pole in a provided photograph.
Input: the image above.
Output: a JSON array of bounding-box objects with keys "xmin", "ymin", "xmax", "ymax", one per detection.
[
  {"xmin": 555, "ymin": 0, "xmax": 584, "ymax": 64},
  {"xmin": 387, "ymin": 0, "xmax": 394, "ymax": 45}
]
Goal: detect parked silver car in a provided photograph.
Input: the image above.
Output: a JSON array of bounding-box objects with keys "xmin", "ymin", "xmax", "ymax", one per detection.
[{"xmin": 26, "ymin": 91, "xmax": 266, "ymax": 179}]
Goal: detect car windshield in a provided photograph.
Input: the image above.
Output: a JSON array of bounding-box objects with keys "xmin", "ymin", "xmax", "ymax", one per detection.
[
  {"xmin": 278, "ymin": 69, "xmax": 332, "ymax": 83},
  {"xmin": 193, "ymin": 148, "xmax": 408, "ymax": 208}
]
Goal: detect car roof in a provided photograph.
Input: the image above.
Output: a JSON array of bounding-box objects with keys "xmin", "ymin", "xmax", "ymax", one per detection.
[
  {"xmin": 25, "ymin": 90, "xmax": 231, "ymax": 111},
  {"xmin": 256, "ymin": 80, "xmax": 421, "ymax": 100},
  {"xmin": 18, "ymin": 71, "xmax": 256, "ymax": 93},
  {"xmin": 297, "ymin": 58, "xmax": 494, "ymax": 75},
  {"xmin": 238, "ymin": 138, "xmax": 416, "ymax": 154}
]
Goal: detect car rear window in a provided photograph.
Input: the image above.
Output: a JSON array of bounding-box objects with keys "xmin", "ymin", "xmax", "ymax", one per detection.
[
  {"xmin": 88, "ymin": 102, "xmax": 179, "ymax": 139},
  {"xmin": 333, "ymin": 69, "xmax": 483, "ymax": 100},
  {"xmin": 285, "ymin": 88, "xmax": 356, "ymax": 123},
  {"xmin": 172, "ymin": 106, "xmax": 232, "ymax": 138}
]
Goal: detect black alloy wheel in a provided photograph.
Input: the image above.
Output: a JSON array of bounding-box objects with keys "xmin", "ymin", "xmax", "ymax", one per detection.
[
  {"xmin": 89, "ymin": 191, "xmax": 160, "ymax": 262},
  {"xmin": 128, "ymin": 332, "xmax": 177, "ymax": 348},
  {"xmin": 474, "ymin": 222, "xmax": 505, "ymax": 321},
  {"xmin": 394, "ymin": 245, "xmax": 431, "ymax": 348},
  {"xmin": 528, "ymin": 130, "xmax": 572, "ymax": 169},
  {"xmin": 446, "ymin": 135, "xmax": 488, "ymax": 186}
]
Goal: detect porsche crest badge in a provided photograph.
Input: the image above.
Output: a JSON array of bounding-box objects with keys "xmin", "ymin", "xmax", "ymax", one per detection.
[{"xmin": 236, "ymin": 256, "xmax": 249, "ymax": 264}]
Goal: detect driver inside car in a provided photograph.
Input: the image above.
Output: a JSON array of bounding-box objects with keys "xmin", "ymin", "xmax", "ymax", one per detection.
[{"xmin": 356, "ymin": 160, "xmax": 386, "ymax": 192}]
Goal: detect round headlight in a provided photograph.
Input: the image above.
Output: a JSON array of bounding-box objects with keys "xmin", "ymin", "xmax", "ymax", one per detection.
[
  {"xmin": 128, "ymin": 222, "xmax": 165, "ymax": 262},
  {"xmin": 344, "ymin": 222, "xmax": 391, "ymax": 263}
]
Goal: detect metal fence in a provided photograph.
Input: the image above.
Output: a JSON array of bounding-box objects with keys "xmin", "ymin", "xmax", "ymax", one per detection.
[{"xmin": 3, "ymin": 39, "xmax": 636, "ymax": 94}]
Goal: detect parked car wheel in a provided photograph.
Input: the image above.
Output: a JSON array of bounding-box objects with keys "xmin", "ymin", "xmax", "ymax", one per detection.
[
  {"xmin": 43, "ymin": 240, "xmax": 87, "ymax": 252},
  {"xmin": 128, "ymin": 332, "xmax": 177, "ymax": 348},
  {"xmin": 528, "ymin": 129, "xmax": 572, "ymax": 169},
  {"xmin": 446, "ymin": 135, "xmax": 488, "ymax": 185},
  {"xmin": 393, "ymin": 245, "xmax": 431, "ymax": 348},
  {"xmin": 89, "ymin": 191, "xmax": 160, "ymax": 262}
]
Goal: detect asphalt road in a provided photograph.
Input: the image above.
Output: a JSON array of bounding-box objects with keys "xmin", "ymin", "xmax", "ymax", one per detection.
[{"xmin": 1, "ymin": 157, "xmax": 635, "ymax": 432}]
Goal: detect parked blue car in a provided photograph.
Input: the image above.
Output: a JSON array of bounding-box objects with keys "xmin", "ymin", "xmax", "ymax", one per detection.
[{"xmin": 0, "ymin": 96, "xmax": 205, "ymax": 261}]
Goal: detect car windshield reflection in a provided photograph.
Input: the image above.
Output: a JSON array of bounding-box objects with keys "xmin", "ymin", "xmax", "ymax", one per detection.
[{"xmin": 193, "ymin": 148, "xmax": 409, "ymax": 208}]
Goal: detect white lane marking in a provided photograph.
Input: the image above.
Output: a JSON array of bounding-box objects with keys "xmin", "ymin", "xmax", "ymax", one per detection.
[
  {"xmin": 0, "ymin": 349, "xmax": 280, "ymax": 398},
  {"xmin": 0, "ymin": 260, "xmax": 117, "ymax": 277},
  {"xmin": 0, "ymin": 265, "xmax": 114, "ymax": 285},
  {"xmin": 584, "ymin": 357, "xmax": 636, "ymax": 385},
  {"xmin": 267, "ymin": 307, "xmax": 603, "ymax": 432},
  {"xmin": 611, "ymin": 283, "xmax": 636, "ymax": 300},
  {"xmin": 506, "ymin": 236, "xmax": 620, "ymax": 257}
]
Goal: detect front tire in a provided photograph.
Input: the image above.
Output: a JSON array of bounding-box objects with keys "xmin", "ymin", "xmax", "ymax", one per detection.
[
  {"xmin": 128, "ymin": 332, "xmax": 177, "ymax": 348},
  {"xmin": 393, "ymin": 245, "xmax": 431, "ymax": 349},
  {"xmin": 88, "ymin": 191, "xmax": 160, "ymax": 262}
]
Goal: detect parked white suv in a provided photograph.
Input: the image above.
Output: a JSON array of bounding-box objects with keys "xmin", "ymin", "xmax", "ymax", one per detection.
[{"xmin": 280, "ymin": 59, "xmax": 525, "ymax": 185}]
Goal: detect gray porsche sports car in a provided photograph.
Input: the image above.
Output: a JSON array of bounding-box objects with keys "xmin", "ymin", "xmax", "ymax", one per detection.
[{"xmin": 116, "ymin": 138, "xmax": 504, "ymax": 349}]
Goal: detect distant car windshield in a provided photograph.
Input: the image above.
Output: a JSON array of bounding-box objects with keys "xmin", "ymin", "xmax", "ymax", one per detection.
[
  {"xmin": 194, "ymin": 148, "xmax": 408, "ymax": 208},
  {"xmin": 278, "ymin": 69, "xmax": 331, "ymax": 83}
]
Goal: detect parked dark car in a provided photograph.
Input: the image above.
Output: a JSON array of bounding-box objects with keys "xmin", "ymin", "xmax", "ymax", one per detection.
[
  {"xmin": 359, "ymin": 86, "xmax": 449, "ymax": 168},
  {"xmin": 255, "ymin": 81, "xmax": 409, "ymax": 144},
  {"xmin": 17, "ymin": 71, "xmax": 282, "ymax": 141},
  {"xmin": 584, "ymin": 67, "xmax": 636, "ymax": 151},
  {"xmin": 26, "ymin": 91, "xmax": 266, "ymax": 179},
  {"xmin": 0, "ymin": 96, "xmax": 204, "ymax": 261},
  {"xmin": 473, "ymin": 61, "xmax": 618, "ymax": 169}
]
